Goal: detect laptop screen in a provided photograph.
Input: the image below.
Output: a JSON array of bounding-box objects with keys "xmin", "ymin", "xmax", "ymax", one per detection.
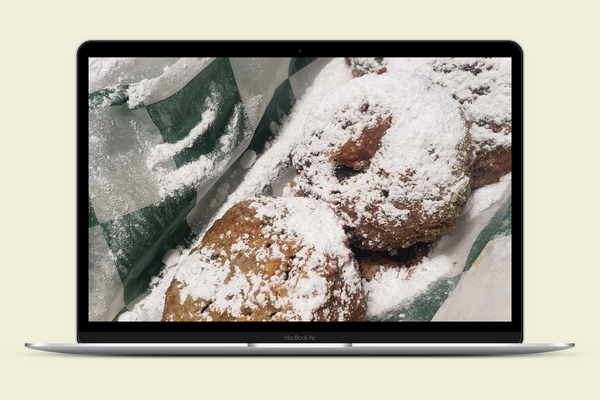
[{"xmin": 88, "ymin": 56, "xmax": 512, "ymax": 324}]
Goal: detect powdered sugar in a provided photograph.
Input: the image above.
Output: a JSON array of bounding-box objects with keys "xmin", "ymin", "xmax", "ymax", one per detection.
[
  {"xmin": 387, "ymin": 57, "xmax": 512, "ymax": 149},
  {"xmin": 171, "ymin": 197, "xmax": 362, "ymax": 321},
  {"xmin": 363, "ymin": 172, "xmax": 512, "ymax": 319},
  {"xmin": 126, "ymin": 58, "xmax": 215, "ymax": 109},
  {"xmin": 118, "ymin": 249, "xmax": 190, "ymax": 321},
  {"xmin": 348, "ymin": 57, "xmax": 387, "ymax": 76},
  {"xmin": 463, "ymin": 173, "xmax": 512, "ymax": 218},
  {"xmin": 161, "ymin": 249, "xmax": 181, "ymax": 268},
  {"xmin": 204, "ymin": 58, "xmax": 354, "ymax": 228},
  {"xmin": 239, "ymin": 149, "xmax": 257, "ymax": 169},
  {"xmin": 364, "ymin": 255, "xmax": 454, "ymax": 319},
  {"xmin": 154, "ymin": 156, "xmax": 220, "ymax": 197},
  {"xmin": 89, "ymin": 58, "xmax": 181, "ymax": 93},
  {"xmin": 292, "ymin": 71, "xmax": 470, "ymax": 232},
  {"xmin": 117, "ymin": 58, "xmax": 512, "ymax": 322},
  {"xmin": 250, "ymin": 197, "xmax": 353, "ymax": 266},
  {"xmin": 148, "ymin": 100, "xmax": 250, "ymax": 198},
  {"xmin": 146, "ymin": 95, "xmax": 219, "ymax": 168}
]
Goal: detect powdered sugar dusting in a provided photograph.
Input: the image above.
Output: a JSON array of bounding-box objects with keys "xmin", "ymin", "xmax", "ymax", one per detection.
[
  {"xmin": 463, "ymin": 172, "xmax": 512, "ymax": 217},
  {"xmin": 292, "ymin": 71, "xmax": 470, "ymax": 228},
  {"xmin": 155, "ymin": 156, "xmax": 221, "ymax": 197},
  {"xmin": 117, "ymin": 58, "xmax": 512, "ymax": 322},
  {"xmin": 126, "ymin": 58, "xmax": 215, "ymax": 109},
  {"xmin": 362, "ymin": 172, "xmax": 512, "ymax": 319},
  {"xmin": 387, "ymin": 57, "xmax": 512, "ymax": 150},
  {"xmin": 250, "ymin": 197, "xmax": 353, "ymax": 267},
  {"xmin": 203, "ymin": 58, "xmax": 354, "ymax": 229},
  {"xmin": 148, "ymin": 98, "xmax": 250, "ymax": 198},
  {"xmin": 89, "ymin": 57, "xmax": 181, "ymax": 93},
  {"xmin": 118, "ymin": 249, "xmax": 189, "ymax": 321},
  {"xmin": 172, "ymin": 197, "xmax": 363, "ymax": 321},
  {"xmin": 146, "ymin": 92, "xmax": 219, "ymax": 168},
  {"xmin": 364, "ymin": 255, "xmax": 454, "ymax": 319}
]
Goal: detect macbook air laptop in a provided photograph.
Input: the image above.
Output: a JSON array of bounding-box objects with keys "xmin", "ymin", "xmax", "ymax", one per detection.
[{"xmin": 27, "ymin": 40, "xmax": 573, "ymax": 355}]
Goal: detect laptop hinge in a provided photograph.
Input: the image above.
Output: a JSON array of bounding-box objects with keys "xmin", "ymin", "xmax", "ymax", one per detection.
[{"xmin": 248, "ymin": 343, "xmax": 352, "ymax": 348}]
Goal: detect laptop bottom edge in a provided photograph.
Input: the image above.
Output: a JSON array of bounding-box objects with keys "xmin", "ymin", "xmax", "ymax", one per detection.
[{"xmin": 25, "ymin": 343, "xmax": 574, "ymax": 356}]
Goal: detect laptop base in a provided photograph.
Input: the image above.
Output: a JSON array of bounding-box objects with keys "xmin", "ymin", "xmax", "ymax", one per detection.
[{"xmin": 26, "ymin": 343, "xmax": 573, "ymax": 356}]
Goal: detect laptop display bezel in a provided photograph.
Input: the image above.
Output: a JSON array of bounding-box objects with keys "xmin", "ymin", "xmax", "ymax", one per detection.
[{"xmin": 78, "ymin": 40, "xmax": 523, "ymax": 344}]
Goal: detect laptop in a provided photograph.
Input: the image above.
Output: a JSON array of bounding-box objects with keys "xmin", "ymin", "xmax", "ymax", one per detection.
[{"xmin": 27, "ymin": 40, "xmax": 573, "ymax": 355}]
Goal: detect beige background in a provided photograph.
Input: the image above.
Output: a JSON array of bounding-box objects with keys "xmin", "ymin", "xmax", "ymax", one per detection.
[{"xmin": 1, "ymin": 0, "xmax": 597, "ymax": 398}]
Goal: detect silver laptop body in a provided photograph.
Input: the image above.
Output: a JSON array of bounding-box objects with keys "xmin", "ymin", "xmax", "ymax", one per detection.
[{"xmin": 26, "ymin": 40, "xmax": 573, "ymax": 356}]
